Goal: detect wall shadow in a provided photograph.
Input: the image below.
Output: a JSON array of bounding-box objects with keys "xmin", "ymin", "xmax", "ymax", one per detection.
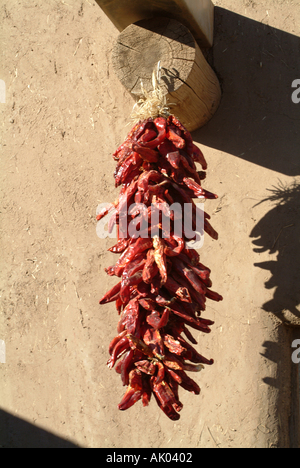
[
  {"xmin": 195, "ymin": 8, "xmax": 300, "ymax": 447},
  {"xmin": 250, "ymin": 181, "xmax": 300, "ymax": 447},
  {"xmin": 250, "ymin": 180, "xmax": 300, "ymax": 325},
  {"xmin": 194, "ymin": 7, "xmax": 300, "ymax": 176},
  {"xmin": 260, "ymin": 333, "xmax": 299, "ymax": 448},
  {"xmin": 0, "ymin": 409, "xmax": 80, "ymax": 448}
]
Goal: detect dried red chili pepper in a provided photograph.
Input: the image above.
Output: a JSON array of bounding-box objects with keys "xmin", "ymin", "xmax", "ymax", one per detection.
[
  {"xmin": 164, "ymin": 276, "xmax": 191, "ymax": 303},
  {"xmin": 107, "ymin": 335, "xmax": 131, "ymax": 369},
  {"xmin": 143, "ymin": 328, "xmax": 165, "ymax": 360},
  {"xmin": 139, "ymin": 117, "xmax": 167, "ymax": 149},
  {"xmin": 146, "ymin": 307, "xmax": 170, "ymax": 330},
  {"xmin": 135, "ymin": 359, "xmax": 157, "ymax": 375},
  {"xmin": 150, "ymin": 377, "xmax": 181, "ymax": 420},
  {"xmin": 99, "ymin": 281, "xmax": 121, "ymax": 305},
  {"xmin": 108, "ymin": 238, "xmax": 130, "ymax": 254},
  {"xmin": 108, "ymin": 330, "xmax": 127, "ymax": 355},
  {"xmin": 138, "ymin": 128, "xmax": 157, "ymax": 144},
  {"xmin": 118, "ymin": 369, "xmax": 144, "ymax": 410},
  {"xmin": 127, "ymin": 334, "xmax": 154, "ymax": 358},
  {"xmin": 166, "ymin": 124, "xmax": 186, "ymax": 149},
  {"xmin": 132, "ymin": 143, "xmax": 160, "ymax": 163}
]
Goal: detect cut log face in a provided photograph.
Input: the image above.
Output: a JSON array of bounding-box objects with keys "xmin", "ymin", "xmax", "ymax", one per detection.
[{"xmin": 112, "ymin": 18, "xmax": 222, "ymax": 132}]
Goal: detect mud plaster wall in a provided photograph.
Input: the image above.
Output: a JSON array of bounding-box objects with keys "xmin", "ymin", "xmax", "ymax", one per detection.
[{"xmin": 0, "ymin": 0, "xmax": 299, "ymax": 448}]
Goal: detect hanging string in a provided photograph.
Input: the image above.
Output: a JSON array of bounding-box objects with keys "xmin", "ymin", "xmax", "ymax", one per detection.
[{"xmin": 130, "ymin": 61, "xmax": 173, "ymax": 123}]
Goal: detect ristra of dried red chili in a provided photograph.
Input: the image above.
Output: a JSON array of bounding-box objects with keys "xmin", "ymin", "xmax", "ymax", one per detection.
[{"xmin": 98, "ymin": 115, "xmax": 222, "ymax": 421}]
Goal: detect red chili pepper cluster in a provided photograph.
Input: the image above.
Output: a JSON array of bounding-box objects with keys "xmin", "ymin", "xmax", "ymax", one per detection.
[{"xmin": 98, "ymin": 115, "xmax": 222, "ymax": 421}]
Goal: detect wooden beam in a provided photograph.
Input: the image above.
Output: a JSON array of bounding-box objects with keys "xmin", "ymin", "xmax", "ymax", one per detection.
[{"xmin": 95, "ymin": 0, "xmax": 215, "ymax": 48}]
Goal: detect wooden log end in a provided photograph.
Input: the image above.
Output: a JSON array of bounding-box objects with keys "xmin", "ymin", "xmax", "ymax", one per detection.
[{"xmin": 112, "ymin": 18, "xmax": 221, "ymax": 132}]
